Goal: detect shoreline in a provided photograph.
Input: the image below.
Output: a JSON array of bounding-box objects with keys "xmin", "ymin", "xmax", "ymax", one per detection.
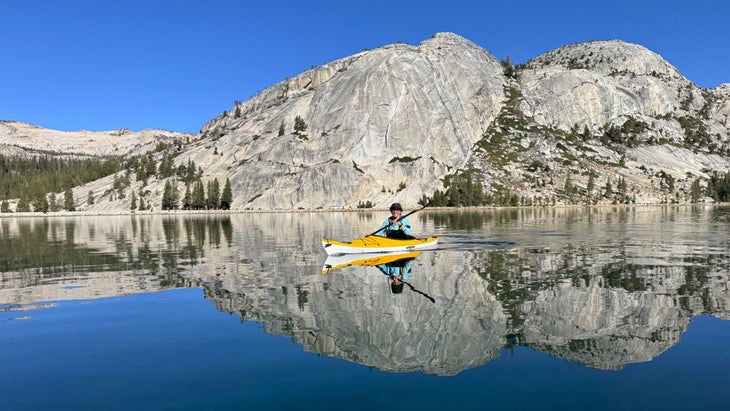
[{"xmin": 1, "ymin": 202, "xmax": 727, "ymax": 219}]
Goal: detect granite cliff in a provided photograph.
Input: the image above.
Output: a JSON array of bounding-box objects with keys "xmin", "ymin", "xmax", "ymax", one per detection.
[{"xmin": 2, "ymin": 32, "xmax": 729, "ymax": 212}]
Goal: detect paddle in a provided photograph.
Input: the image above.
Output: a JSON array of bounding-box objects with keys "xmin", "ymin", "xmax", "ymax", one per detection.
[
  {"xmin": 366, "ymin": 200, "xmax": 432, "ymax": 237},
  {"xmin": 403, "ymin": 280, "xmax": 436, "ymax": 303}
]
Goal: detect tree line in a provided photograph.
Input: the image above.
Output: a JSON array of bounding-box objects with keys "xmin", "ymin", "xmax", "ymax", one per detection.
[
  {"xmin": 0, "ymin": 154, "xmax": 122, "ymax": 213},
  {"xmin": 0, "ymin": 149, "xmax": 237, "ymax": 213},
  {"xmin": 696, "ymin": 172, "xmax": 730, "ymax": 203},
  {"xmin": 0, "ymin": 154, "xmax": 122, "ymax": 200},
  {"xmin": 160, "ymin": 177, "xmax": 233, "ymax": 211},
  {"xmin": 419, "ymin": 171, "xmax": 523, "ymax": 207},
  {"xmin": 417, "ymin": 170, "xmax": 730, "ymax": 208}
]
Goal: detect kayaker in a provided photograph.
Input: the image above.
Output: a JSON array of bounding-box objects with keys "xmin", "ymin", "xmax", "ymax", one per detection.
[{"xmin": 378, "ymin": 203, "xmax": 413, "ymax": 239}]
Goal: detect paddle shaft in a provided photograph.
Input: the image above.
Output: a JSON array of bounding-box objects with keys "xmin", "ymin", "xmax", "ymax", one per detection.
[
  {"xmin": 404, "ymin": 280, "xmax": 436, "ymax": 303},
  {"xmin": 367, "ymin": 201, "xmax": 431, "ymax": 237}
]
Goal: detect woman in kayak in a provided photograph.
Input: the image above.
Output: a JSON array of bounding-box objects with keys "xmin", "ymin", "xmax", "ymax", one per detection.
[{"xmin": 378, "ymin": 203, "xmax": 414, "ymax": 239}]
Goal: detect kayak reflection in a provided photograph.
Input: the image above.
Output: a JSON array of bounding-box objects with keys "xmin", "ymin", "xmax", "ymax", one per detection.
[{"xmin": 322, "ymin": 251, "xmax": 421, "ymax": 275}]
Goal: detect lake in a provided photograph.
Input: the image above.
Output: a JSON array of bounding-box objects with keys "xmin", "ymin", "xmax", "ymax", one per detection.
[{"xmin": 1, "ymin": 206, "xmax": 729, "ymax": 410}]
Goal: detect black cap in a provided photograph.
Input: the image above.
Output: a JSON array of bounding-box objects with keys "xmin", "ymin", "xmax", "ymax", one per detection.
[{"xmin": 389, "ymin": 203, "xmax": 403, "ymax": 211}]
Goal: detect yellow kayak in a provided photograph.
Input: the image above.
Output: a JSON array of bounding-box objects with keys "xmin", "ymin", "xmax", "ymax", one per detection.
[
  {"xmin": 321, "ymin": 235, "xmax": 438, "ymax": 255},
  {"xmin": 322, "ymin": 251, "xmax": 421, "ymax": 274}
]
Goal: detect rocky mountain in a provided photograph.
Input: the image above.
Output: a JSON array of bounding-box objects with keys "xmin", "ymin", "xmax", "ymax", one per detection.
[
  {"xmin": 2, "ymin": 32, "xmax": 729, "ymax": 212},
  {"xmin": 0, "ymin": 120, "xmax": 192, "ymax": 158}
]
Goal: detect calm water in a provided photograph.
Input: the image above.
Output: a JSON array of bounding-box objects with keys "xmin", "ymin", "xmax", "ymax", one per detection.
[{"xmin": 1, "ymin": 206, "xmax": 729, "ymax": 410}]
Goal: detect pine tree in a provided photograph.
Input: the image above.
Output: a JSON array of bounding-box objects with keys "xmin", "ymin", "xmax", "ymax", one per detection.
[
  {"xmin": 220, "ymin": 178, "xmax": 233, "ymax": 210},
  {"xmin": 16, "ymin": 193, "xmax": 30, "ymax": 212},
  {"xmin": 32, "ymin": 191, "xmax": 49, "ymax": 213},
  {"xmin": 582, "ymin": 126, "xmax": 591, "ymax": 141},
  {"xmin": 48, "ymin": 193, "xmax": 59, "ymax": 212},
  {"xmin": 171, "ymin": 180, "xmax": 179, "ymax": 209},
  {"xmin": 162, "ymin": 180, "xmax": 179, "ymax": 210},
  {"xmin": 192, "ymin": 179, "xmax": 205, "ymax": 210},
  {"xmin": 1, "ymin": 200, "xmax": 10, "ymax": 213},
  {"xmin": 618, "ymin": 176, "xmax": 627, "ymax": 194},
  {"xmin": 618, "ymin": 176, "xmax": 628, "ymax": 203},
  {"xmin": 208, "ymin": 178, "xmax": 220, "ymax": 210},
  {"xmin": 183, "ymin": 159, "xmax": 196, "ymax": 184},
  {"xmin": 564, "ymin": 175, "xmax": 575, "ymax": 198},
  {"xmin": 278, "ymin": 121, "xmax": 285, "ymax": 137},
  {"xmin": 130, "ymin": 191, "xmax": 137, "ymax": 210},
  {"xmin": 183, "ymin": 182, "xmax": 192, "ymax": 210},
  {"xmin": 145, "ymin": 154, "xmax": 157, "ymax": 179},
  {"xmin": 64, "ymin": 188, "xmax": 76, "ymax": 211},
  {"xmin": 690, "ymin": 179, "xmax": 703, "ymax": 203},
  {"xmin": 158, "ymin": 154, "xmax": 175, "ymax": 178},
  {"xmin": 87, "ymin": 190, "xmax": 95, "ymax": 205},
  {"xmin": 162, "ymin": 181, "xmax": 171, "ymax": 210},
  {"xmin": 706, "ymin": 177, "xmax": 717, "ymax": 200},
  {"xmin": 294, "ymin": 115, "xmax": 307, "ymax": 134}
]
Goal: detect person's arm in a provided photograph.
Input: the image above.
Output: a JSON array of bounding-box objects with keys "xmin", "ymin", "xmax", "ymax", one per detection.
[
  {"xmin": 377, "ymin": 219, "xmax": 390, "ymax": 236},
  {"xmin": 403, "ymin": 261, "xmax": 411, "ymax": 280},
  {"xmin": 400, "ymin": 217, "xmax": 411, "ymax": 235}
]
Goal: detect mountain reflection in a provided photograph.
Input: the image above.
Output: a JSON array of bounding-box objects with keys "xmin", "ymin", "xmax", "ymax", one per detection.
[{"xmin": 1, "ymin": 208, "xmax": 729, "ymax": 374}]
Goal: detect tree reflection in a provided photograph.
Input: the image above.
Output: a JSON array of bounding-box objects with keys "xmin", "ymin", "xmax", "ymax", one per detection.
[
  {"xmin": 0, "ymin": 216, "xmax": 233, "ymax": 293},
  {"xmin": 429, "ymin": 210, "xmax": 489, "ymax": 230}
]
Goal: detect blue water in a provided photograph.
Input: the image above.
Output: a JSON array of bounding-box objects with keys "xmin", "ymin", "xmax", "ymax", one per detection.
[{"xmin": 2, "ymin": 288, "xmax": 728, "ymax": 411}]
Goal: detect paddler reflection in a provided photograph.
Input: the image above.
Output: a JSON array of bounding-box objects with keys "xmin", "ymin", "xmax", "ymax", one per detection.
[
  {"xmin": 321, "ymin": 251, "xmax": 434, "ymax": 302},
  {"xmin": 376, "ymin": 254, "xmax": 413, "ymax": 294}
]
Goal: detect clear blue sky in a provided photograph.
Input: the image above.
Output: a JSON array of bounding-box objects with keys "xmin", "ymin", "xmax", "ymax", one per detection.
[{"xmin": 1, "ymin": 0, "xmax": 728, "ymax": 133}]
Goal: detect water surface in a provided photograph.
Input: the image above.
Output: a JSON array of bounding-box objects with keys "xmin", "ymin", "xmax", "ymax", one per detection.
[{"xmin": 1, "ymin": 206, "xmax": 729, "ymax": 410}]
